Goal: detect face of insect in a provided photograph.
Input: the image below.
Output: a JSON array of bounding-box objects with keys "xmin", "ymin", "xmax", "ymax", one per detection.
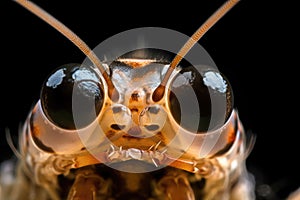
[
  {"xmin": 14, "ymin": 48, "xmax": 254, "ymax": 200},
  {"xmin": 0, "ymin": 0, "xmax": 256, "ymax": 200}
]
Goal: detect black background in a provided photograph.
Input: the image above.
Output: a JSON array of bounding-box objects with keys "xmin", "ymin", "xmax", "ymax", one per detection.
[{"xmin": 1, "ymin": 0, "xmax": 298, "ymax": 199}]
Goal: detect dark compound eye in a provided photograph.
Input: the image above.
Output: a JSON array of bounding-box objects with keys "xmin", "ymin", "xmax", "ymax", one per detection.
[
  {"xmin": 168, "ymin": 65, "xmax": 233, "ymax": 133},
  {"xmin": 41, "ymin": 63, "xmax": 104, "ymax": 129}
]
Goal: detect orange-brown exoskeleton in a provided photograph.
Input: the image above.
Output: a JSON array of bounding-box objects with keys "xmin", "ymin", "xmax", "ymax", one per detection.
[{"xmin": 0, "ymin": 0, "xmax": 256, "ymax": 199}]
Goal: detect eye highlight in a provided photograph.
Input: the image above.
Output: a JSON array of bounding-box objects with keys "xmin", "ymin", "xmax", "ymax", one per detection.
[
  {"xmin": 41, "ymin": 63, "xmax": 104, "ymax": 130},
  {"xmin": 168, "ymin": 66, "xmax": 233, "ymax": 133}
]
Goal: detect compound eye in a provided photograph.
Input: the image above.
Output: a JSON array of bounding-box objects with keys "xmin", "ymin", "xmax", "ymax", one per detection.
[
  {"xmin": 168, "ymin": 66, "xmax": 233, "ymax": 133},
  {"xmin": 41, "ymin": 64, "xmax": 104, "ymax": 130}
]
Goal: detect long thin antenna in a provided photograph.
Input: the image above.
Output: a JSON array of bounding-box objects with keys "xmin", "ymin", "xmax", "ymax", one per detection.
[
  {"xmin": 152, "ymin": 0, "xmax": 240, "ymax": 102},
  {"xmin": 14, "ymin": 0, "xmax": 118, "ymax": 100}
]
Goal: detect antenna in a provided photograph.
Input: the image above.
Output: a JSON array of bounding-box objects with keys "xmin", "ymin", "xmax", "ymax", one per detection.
[
  {"xmin": 14, "ymin": 0, "xmax": 119, "ymax": 100},
  {"xmin": 152, "ymin": 0, "xmax": 240, "ymax": 102}
]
